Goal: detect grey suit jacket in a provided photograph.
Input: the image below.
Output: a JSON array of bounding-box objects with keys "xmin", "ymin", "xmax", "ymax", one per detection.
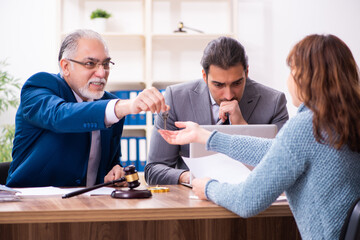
[{"xmin": 145, "ymin": 78, "xmax": 289, "ymax": 185}]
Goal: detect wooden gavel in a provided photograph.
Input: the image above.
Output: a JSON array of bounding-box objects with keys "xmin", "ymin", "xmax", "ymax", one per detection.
[{"xmin": 62, "ymin": 165, "xmax": 151, "ymax": 199}]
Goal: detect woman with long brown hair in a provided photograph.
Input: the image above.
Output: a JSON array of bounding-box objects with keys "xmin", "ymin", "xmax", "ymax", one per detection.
[{"xmin": 158, "ymin": 34, "xmax": 360, "ymax": 239}]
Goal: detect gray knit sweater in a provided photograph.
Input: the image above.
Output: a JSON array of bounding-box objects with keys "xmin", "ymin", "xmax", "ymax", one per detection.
[{"xmin": 205, "ymin": 104, "xmax": 360, "ymax": 239}]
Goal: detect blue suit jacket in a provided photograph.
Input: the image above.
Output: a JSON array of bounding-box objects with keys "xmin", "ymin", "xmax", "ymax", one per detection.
[{"xmin": 6, "ymin": 72, "xmax": 124, "ymax": 187}]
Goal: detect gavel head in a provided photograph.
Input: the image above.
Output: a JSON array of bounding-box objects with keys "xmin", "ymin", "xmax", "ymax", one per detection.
[{"xmin": 124, "ymin": 165, "xmax": 140, "ymax": 189}]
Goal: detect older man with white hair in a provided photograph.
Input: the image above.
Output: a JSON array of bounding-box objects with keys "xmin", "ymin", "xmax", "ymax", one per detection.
[{"xmin": 7, "ymin": 29, "xmax": 168, "ymax": 187}]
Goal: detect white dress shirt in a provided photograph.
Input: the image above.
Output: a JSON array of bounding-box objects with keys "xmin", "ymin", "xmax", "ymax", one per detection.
[{"xmin": 209, "ymin": 91, "xmax": 219, "ymax": 124}]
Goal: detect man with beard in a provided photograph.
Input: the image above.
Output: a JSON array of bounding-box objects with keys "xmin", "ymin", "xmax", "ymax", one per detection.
[
  {"xmin": 145, "ymin": 36, "xmax": 289, "ymax": 185},
  {"xmin": 7, "ymin": 29, "xmax": 168, "ymax": 187}
]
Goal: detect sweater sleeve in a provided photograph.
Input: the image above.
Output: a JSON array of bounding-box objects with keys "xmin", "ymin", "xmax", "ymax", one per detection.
[
  {"xmin": 206, "ymin": 131, "xmax": 274, "ymax": 166},
  {"xmin": 204, "ymin": 129, "xmax": 307, "ymax": 218}
]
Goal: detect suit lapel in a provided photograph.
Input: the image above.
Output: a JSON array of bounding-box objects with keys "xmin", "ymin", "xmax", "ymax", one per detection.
[
  {"xmin": 57, "ymin": 74, "xmax": 78, "ymax": 103},
  {"xmin": 239, "ymin": 78, "xmax": 261, "ymax": 122},
  {"xmin": 189, "ymin": 80, "xmax": 213, "ymax": 125}
]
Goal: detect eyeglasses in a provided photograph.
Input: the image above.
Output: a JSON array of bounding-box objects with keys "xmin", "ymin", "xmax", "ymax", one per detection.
[{"xmin": 67, "ymin": 58, "xmax": 114, "ymax": 71}]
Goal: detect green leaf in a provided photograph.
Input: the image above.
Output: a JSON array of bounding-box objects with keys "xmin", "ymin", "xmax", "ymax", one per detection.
[
  {"xmin": 0, "ymin": 60, "xmax": 21, "ymax": 115},
  {"xmin": 90, "ymin": 9, "xmax": 111, "ymax": 19},
  {"xmin": 0, "ymin": 60, "xmax": 21, "ymax": 162},
  {"xmin": 0, "ymin": 125, "xmax": 15, "ymax": 163}
]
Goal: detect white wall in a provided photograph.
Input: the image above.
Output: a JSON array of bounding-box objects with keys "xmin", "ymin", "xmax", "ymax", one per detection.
[
  {"xmin": 238, "ymin": 0, "xmax": 360, "ymax": 116},
  {"xmin": 1, "ymin": 0, "xmax": 360, "ymax": 126},
  {"xmin": 0, "ymin": 0, "xmax": 58, "ymax": 125}
]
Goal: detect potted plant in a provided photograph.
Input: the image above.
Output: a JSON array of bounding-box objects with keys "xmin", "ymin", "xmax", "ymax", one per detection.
[
  {"xmin": 90, "ymin": 9, "xmax": 111, "ymax": 33},
  {"xmin": 0, "ymin": 60, "xmax": 21, "ymax": 163}
]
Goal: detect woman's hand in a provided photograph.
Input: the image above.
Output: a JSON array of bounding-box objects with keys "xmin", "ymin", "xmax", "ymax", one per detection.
[
  {"xmin": 192, "ymin": 177, "xmax": 212, "ymax": 200},
  {"xmin": 158, "ymin": 121, "xmax": 212, "ymax": 145}
]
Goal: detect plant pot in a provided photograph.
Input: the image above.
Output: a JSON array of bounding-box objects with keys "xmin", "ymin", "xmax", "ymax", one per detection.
[{"xmin": 91, "ymin": 18, "xmax": 107, "ymax": 33}]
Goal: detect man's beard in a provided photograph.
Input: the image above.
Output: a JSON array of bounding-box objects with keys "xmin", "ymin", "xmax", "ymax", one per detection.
[{"xmin": 78, "ymin": 77, "xmax": 106, "ymax": 100}]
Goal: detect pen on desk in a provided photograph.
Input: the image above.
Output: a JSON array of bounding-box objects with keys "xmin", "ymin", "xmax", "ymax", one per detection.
[{"xmin": 62, "ymin": 178, "xmax": 125, "ymax": 199}]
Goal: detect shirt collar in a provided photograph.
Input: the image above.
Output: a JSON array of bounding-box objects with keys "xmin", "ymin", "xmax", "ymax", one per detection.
[{"xmin": 209, "ymin": 90, "xmax": 217, "ymax": 106}]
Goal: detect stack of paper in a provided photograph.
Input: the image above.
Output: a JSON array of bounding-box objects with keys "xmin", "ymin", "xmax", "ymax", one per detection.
[{"xmin": 0, "ymin": 184, "xmax": 20, "ymax": 202}]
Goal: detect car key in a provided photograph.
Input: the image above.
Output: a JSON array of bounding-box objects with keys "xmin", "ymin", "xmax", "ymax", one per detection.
[{"xmin": 162, "ymin": 111, "xmax": 169, "ymax": 130}]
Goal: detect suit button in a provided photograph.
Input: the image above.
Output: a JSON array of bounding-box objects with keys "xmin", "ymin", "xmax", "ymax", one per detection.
[
  {"xmin": 75, "ymin": 179, "xmax": 81, "ymax": 185},
  {"xmin": 83, "ymin": 123, "xmax": 87, "ymax": 128}
]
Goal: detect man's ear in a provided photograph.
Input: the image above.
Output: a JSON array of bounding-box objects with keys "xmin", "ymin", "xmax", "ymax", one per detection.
[
  {"xmin": 245, "ymin": 66, "xmax": 249, "ymax": 78},
  {"xmin": 60, "ymin": 59, "xmax": 70, "ymax": 76},
  {"xmin": 202, "ymin": 69, "xmax": 207, "ymax": 84}
]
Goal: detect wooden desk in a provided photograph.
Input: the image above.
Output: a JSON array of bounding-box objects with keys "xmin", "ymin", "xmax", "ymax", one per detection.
[{"xmin": 0, "ymin": 185, "xmax": 300, "ymax": 240}]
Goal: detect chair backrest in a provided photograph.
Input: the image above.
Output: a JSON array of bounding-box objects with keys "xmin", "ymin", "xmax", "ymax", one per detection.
[
  {"xmin": 0, "ymin": 161, "xmax": 11, "ymax": 185},
  {"xmin": 343, "ymin": 198, "xmax": 360, "ymax": 240}
]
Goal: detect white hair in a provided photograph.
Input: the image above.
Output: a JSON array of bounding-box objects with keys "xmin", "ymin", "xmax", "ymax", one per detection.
[{"xmin": 58, "ymin": 29, "xmax": 109, "ymax": 76}]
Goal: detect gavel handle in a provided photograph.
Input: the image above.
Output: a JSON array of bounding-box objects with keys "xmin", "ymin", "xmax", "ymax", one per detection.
[{"xmin": 62, "ymin": 177, "xmax": 126, "ymax": 198}]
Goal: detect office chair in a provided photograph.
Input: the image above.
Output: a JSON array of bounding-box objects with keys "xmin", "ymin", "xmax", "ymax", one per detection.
[
  {"xmin": 342, "ymin": 198, "xmax": 360, "ymax": 240},
  {"xmin": 0, "ymin": 161, "xmax": 11, "ymax": 185}
]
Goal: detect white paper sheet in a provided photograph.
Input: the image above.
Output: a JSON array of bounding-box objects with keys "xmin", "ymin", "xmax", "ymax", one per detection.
[
  {"xmin": 13, "ymin": 186, "xmax": 116, "ymax": 196},
  {"xmin": 183, "ymin": 153, "xmax": 252, "ymax": 184}
]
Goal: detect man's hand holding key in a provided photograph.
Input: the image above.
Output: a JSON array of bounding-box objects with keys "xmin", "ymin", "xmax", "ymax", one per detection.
[{"xmin": 114, "ymin": 87, "xmax": 170, "ymax": 120}]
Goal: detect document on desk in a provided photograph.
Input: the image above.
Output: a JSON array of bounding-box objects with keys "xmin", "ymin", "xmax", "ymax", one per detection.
[
  {"xmin": 183, "ymin": 154, "xmax": 287, "ymax": 202},
  {"xmin": 0, "ymin": 185, "xmax": 21, "ymax": 202},
  {"xmin": 13, "ymin": 187, "xmax": 115, "ymax": 196},
  {"xmin": 183, "ymin": 153, "xmax": 251, "ymax": 184}
]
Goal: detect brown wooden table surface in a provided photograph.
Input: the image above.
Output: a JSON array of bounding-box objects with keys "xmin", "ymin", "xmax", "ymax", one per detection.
[{"xmin": 0, "ymin": 184, "xmax": 300, "ymax": 240}]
